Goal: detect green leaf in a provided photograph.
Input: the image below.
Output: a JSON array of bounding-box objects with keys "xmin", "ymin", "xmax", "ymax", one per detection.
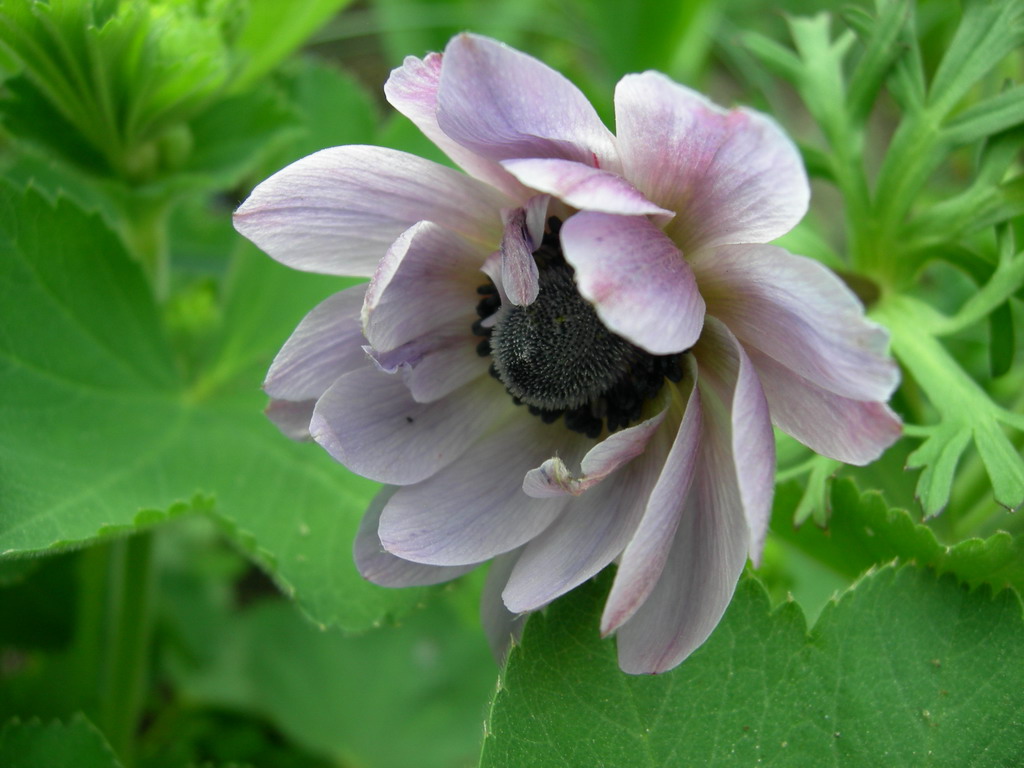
[
  {"xmin": 772, "ymin": 478, "xmax": 1024, "ymax": 596},
  {"xmin": 926, "ymin": 0, "xmax": 1024, "ymax": 118},
  {"xmin": 481, "ymin": 565, "xmax": 1024, "ymax": 767},
  {"xmin": 173, "ymin": 594, "xmax": 496, "ymax": 768},
  {"xmin": 0, "ymin": 714, "xmax": 122, "ymax": 768},
  {"xmin": 0, "ymin": 185, "xmax": 416, "ymax": 632},
  {"xmin": 844, "ymin": 0, "xmax": 913, "ymax": 125},
  {"xmin": 943, "ymin": 85, "xmax": 1024, "ymax": 146},
  {"xmin": 876, "ymin": 295, "xmax": 1024, "ymax": 513},
  {"xmin": 231, "ymin": 0, "xmax": 355, "ymax": 92}
]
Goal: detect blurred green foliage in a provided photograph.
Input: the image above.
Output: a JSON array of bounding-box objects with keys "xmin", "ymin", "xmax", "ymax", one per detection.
[{"xmin": 0, "ymin": 0, "xmax": 1020, "ymax": 766}]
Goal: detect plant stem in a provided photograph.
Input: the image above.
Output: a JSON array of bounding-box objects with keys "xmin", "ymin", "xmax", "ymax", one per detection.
[{"xmin": 76, "ymin": 533, "xmax": 156, "ymax": 767}]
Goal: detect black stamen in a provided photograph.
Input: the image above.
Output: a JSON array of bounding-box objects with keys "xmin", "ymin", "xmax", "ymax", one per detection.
[{"xmin": 472, "ymin": 217, "xmax": 688, "ymax": 438}]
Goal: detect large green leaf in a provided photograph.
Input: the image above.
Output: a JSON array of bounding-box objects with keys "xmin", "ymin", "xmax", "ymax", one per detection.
[
  {"xmin": 481, "ymin": 566, "xmax": 1024, "ymax": 767},
  {"xmin": 0, "ymin": 715, "xmax": 122, "ymax": 768},
  {"xmin": 0, "ymin": 186, "xmax": 417, "ymax": 631}
]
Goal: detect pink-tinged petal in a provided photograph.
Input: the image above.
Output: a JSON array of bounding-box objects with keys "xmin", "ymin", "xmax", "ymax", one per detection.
[
  {"xmin": 501, "ymin": 158, "xmax": 673, "ymax": 218},
  {"xmin": 601, "ymin": 364, "xmax": 701, "ymax": 634},
  {"xmin": 503, "ymin": 429, "xmax": 669, "ymax": 613},
  {"xmin": 481, "ymin": 549, "xmax": 528, "ymax": 664},
  {"xmin": 615, "ymin": 72, "xmax": 809, "ymax": 253},
  {"xmin": 369, "ymin": 327, "xmax": 487, "ymax": 403},
  {"xmin": 747, "ymin": 348, "xmax": 902, "ymax": 465},
  {"xmin": 437, "ymin": 34, "xmax": 618, "ymax": 169},
  {"xmin": 523, "ymin": 406, "xmax": 668, "ymax": 497},
  {"xmin": 694, "ymin": 318, "xmax": 775, "ymax": 563},
  {"xmin": 613, "ymin": 475, "xmax": 750, "ymax": 674},
  {"xmin": 362, "ymin": 221, "xmax": 486, "ymax": 352},
  {"xmin": 311, "ymin": 367, "xmax": 510, "ymax": 485},
  {"xmin": 614, "ymin": 323, "xmax": 768, "ymax": 673},
  {"xmin": 234, "ymin": 146, "xmax": 506, "ymax": 277},
  {"xmin": 559, "ymin": 212, "xmax": 705, "ymax": 354},
  {"xmin": 694, "ymin": 244, "xmax": 899, "ymax": 402},
  {"xmin": 355, "ymin": 486, "xmax": 479, "ymax": 587},
  {"xmin": 385, "ymin": 52, "xmax": 530, "ymax": 200},
  {"xmin": 379, "ymin": 417, "xmax": 572, "ymax": 565},
  {"xmin": 500, "ymin": 206, "xmax": 540, "ymax": 306},
  {"xmin": 264, "ymin": 285, "xmax": 368, "ymax": 402},
  {"xmin": 265, "ymin": 398, "xmax": 316, "ymax": 441}
]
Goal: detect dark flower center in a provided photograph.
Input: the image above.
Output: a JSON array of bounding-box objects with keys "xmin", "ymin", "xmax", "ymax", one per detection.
[{"xmin": 473, "ymin": 218, "xmax": 686, "ymax": 439}]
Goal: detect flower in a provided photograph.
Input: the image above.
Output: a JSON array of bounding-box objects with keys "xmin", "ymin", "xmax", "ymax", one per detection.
[{"xmin": 234, "ymin": 34, "xmax": 901, "ymax": 674}]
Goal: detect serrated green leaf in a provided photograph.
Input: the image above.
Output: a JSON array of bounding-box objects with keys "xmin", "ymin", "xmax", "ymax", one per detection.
[
  {"xmin": 772, "ymin": 478, "xmax": 1024, "ymax": 595},
  {"xmin": 0, "ymin": 186, "xmax": 416, "ymax": 632},
  {"xmin": 0, "ymin": 714, "xmax": 122, "ymax": 768},
  {"xmin": 481, "ymin": 565, "xmax": 1024, "ymax": 768},
  {"xmin": 907, "ymin": 424, "xmax": 972, "ymax": 517}
]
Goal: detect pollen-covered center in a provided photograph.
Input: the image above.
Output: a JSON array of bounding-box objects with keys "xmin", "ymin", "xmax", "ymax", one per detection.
[{"xmin": 473, "ymin": 218, "xmax": 686, "ymax": 439}]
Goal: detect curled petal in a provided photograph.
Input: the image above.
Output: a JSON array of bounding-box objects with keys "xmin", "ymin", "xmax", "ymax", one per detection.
[
  {"xmin": 355, "ymin": 486, "xmax": 479, "ymax": 587},
  {"xmin": 560, "ymin": 212, "xmax": 705, "ymax": 354},
  {"xmin": 363, "ymin": 221, "xmax": 486, "ymax": 352},
  {"xmin": 748, "ymin": 348, "xmax": 902, "ymax": 465},
  {"xmin": 523, "ymin": 406, "xmax": 668, "ymax": 498},
  {"xmin": 265, "ymin": 398, "xmax": 316, "ymax": 441},
  {"xmin": 367, "ymin": 327, "xmax": 487, "ymax": 404},
  {"xmin": 234, "ymin": 146, "xmax": 506, "ymax": 276},
  {"xmin": 385, "ymin": 52, "xmax": 529, "ymax": 200},
  {"xmin": 379, "ymin": 417, "xmax": 572, "ymax": 565},
  {"xmin": 264, "ymin": 284, "xmax": 368, "ymax": 402},
  {"xmin": 311, "ymin": 367, "xmax": 510, "ymax": 485},
  {"xmin": 615, "ymin": 72, "xmax": 808, "ymax": 253},
  {"xmin": 500, "ymin": 206, "xmax": 540, "ymax": 306},
  {"xmin": 694, "ymin": 318, "xmax": 775, "ymax": 562},
  {"xmin": 694, "ymin": 244, "xmax": 899, "ymax": 402},
  {"xmin": 601, "ymin": 363, "xmax": 701, "ymax": 634},
  {"xmin": 501, "ymin": 158, "xmax": 672, "ymax": 218},
  {"xmin": 614, "ymin": 321, "xmax": 768, "ymax": 673},
  {"xmin": 437, "ymin": 34, "xmax": 618, "ymax": 169},
  {"xmin": 504, "ymin": 428, "xmax": 669, "ymax": 613}
]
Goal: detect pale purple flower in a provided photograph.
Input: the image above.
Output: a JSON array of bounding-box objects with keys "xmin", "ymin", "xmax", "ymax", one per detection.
[{"xmin": 234, "ymin": 34, "xmax": 901, "ymax": 674}]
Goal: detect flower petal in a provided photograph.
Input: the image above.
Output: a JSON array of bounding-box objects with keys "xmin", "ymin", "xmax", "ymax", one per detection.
[
  {"xmin": 694, "ymin": 317, "xmax": 775, "ymax": 562},
  {"xmin": 354, "ymin": 486, "xmax": 479, "ymax": 587},
  {"xmin": 613, "ymin": 321, "xmax": 766, "ymax": 673},
  {"xmin": 601, "ymin": 364, "xmax": 701, "ymax": 634},
  {"xmin": 481, "ymin": 549, "xmax": 528, "ymax": 664},
  {"xmin": 264, "ymin": 285, "xmax": 368, "ymax": 402},
  {"xmin": 368, "ymin": 326, "xmax": 487, "ymax": 403},
  {"xmin": 362, "ymin": 221, "xmax": 487, "ymax": 352},
  {"xmin": 501, "ymin": 158, "xmax": 672, "ymax": 218},
  {"xmin": 265, "ymin": 398, "xmax": 316, "ymax": 441},
  {"xmin": 378, "ymin": 417, "xmax": 572, "ymax": 565},
  {"xmin": 385, "ymin": 52, "xmax": 530, "ymax": 200},
  {"xmin": 311, "ymin": 367, "xmax": 510, "ymax": 485},
  {"xmin": 559, "ymin": 212, "xmax": 705, "ymax": 354},
  {"xmin": 503, "ymin": 430, "xmax": 669, "ymax": 613},
  {"xmin": 694, "ymin": 244, "xmax": 899, "ymax": 402},
  {"xmin": 523, "ymin": 406, "xmax": 668, "ymax": 497},
  {"xmin": 234, "ymin": 146, "xmax": 506, "ymax": 277},
  {"xmin": 500, "ymin": 205, "xmax": 540, "ymax": 306},
  {"xmin": 747, "ymin": 347, "xmax": 902, "ymax": 465},
  {"xmin": 437, "ymin": 34, "xmax": 618, "ymax": 168},
  {"xmin": 615, "ymin": 72, "xmax": 808, "ymax": 253}
]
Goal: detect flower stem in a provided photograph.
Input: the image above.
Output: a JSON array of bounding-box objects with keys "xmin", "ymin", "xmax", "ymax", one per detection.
[
  {"xmin": 76, "ymin": 532, "xmax": 155, "ymax": 767},
  {"xmin": 120, "ymin": 195, "xmax": 173, "ymax": 303}
]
